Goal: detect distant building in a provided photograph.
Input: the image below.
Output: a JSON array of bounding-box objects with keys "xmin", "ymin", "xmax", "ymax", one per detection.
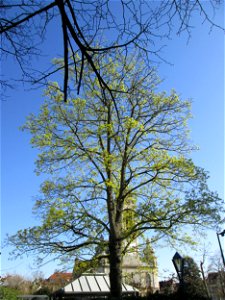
[
  {"xmin": 207, "ymin": 271, "xmax": 225, "ymax": 300},
  {"xmin": 72, "ymin": 197, "xmax": 160, "ymax": 295},
  {"xmin": 65, "ymin": 198, "xmax": 159, "ymax": 296},
  {"xmin": 48, "ymin": 272, "xmax": 73, "ymax": 282},
  {"xmin": 96, "ymin": 243, "xmax": 159, "ymax": 295},
  {"xmin": 47, "ymin": 272, "xmax": 73, "ymax": 287},
  {"xmin": 159, "ymin": 279, "xmax": 177, "ymax": 294}
]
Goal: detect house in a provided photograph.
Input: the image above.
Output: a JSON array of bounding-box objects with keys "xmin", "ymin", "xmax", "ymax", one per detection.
[
  {"xmin": 48, "ymin": 272, "xmax": 73, "ymax": 283},
  {"xmin": 159, "ymin": 279, "xmax": 177, "ymax": 294},
  {"xmin": 47, "ymin": 272, "xmax": 73, "ymax": 289},
  {"xmin": 207, "ymin": 271, "xmax": 225, "ymax": 300}
]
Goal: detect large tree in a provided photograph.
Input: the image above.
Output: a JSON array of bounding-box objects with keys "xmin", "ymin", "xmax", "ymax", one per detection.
[
  {"xmin": 8, "ymin": 55, "xmax": 223, "ymax": 298},
  {"xmin": 1, "ymin": 0, "xmax": 224, "ymax": 100}
]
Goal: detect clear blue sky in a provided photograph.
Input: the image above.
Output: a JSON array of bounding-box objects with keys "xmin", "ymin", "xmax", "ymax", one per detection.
[{"xmin": 1, "ymin": 3, "xmax": 224, "ymax": 281}]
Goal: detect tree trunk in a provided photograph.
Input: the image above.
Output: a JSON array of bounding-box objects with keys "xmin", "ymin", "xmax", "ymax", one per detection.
[
  {"xmin": 200, "ymin": 261, "xmax": 211, "ymax": 299},
  {"xmin": 109, "ymin": 233, "xmax": 122, "ymax": 299}
]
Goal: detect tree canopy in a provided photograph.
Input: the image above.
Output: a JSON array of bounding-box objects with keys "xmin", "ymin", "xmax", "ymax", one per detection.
[{"xmin": 7, "ymin": 54, "xmax": 223, "ymax": 298}]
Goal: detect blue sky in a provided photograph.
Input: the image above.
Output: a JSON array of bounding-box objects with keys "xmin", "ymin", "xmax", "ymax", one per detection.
[{"xmin": 1, "ymin": 3, "xmax": 224, "ymax": 280}]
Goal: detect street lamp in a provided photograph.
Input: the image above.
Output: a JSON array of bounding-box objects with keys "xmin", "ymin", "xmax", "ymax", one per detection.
[
  {"xmin": 172, "ymin": 252, "xmax": 184, "ymax": 296},
  {"xmin": 217, "ymin": 230, "xmax": 225, "ymax": 267}
]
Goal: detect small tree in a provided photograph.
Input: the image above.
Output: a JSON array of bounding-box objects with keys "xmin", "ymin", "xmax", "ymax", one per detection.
[
  {"xmin": 179, "ymin": 256, "xmax": 208, "ymax": 299},
  {"xmin": 8, "ymin": 55, "xmax": 223, "ymax": 298}
]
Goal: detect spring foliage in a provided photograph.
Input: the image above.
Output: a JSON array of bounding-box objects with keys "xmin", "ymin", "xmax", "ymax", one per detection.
[{"xmin": 9, "ymin": 54, "xmax": 223, "ymax": 267}]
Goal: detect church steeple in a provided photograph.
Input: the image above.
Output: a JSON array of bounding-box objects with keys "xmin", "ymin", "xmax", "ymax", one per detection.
[
  {"xmin": 122, "ymin": 195, "xmax": 139, "ymax": 252},
  {"xmin": 141, "ymin": 238, "xmax": 157, "ymax": 271}
]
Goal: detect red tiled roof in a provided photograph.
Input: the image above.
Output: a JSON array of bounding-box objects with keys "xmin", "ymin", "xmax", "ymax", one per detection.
[{"xmin": 48, "ymin": 272, "xmax": 73, "ymax": 281}]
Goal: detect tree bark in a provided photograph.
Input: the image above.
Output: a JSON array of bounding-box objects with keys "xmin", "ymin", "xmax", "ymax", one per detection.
[{"xmin": 109, "ymin": 234, "xmax": 122, "ymax": 299}]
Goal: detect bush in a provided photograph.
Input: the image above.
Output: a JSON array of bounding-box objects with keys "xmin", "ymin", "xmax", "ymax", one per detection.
[
  {"xmin": 33, "ymin": 286, "xmax": 52, "ymax": 296},
  {"xmin": 0, "ymin": 286, "xmax": 19, "ymax": 300}
]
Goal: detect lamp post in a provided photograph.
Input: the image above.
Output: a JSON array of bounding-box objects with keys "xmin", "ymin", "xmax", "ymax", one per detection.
[
  {"xmin": 172, "ymin": 252, "xmax": 184, "ymax": 297},
  {"xmin": 217, "ymin": 230, "xmax": 225, "ymax": 267}
]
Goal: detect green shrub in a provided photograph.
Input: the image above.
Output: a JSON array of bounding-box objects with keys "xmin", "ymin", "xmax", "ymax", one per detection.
[{"xmin": 0, "ymin": 286, "xmax": 19, "ymax": 300}]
